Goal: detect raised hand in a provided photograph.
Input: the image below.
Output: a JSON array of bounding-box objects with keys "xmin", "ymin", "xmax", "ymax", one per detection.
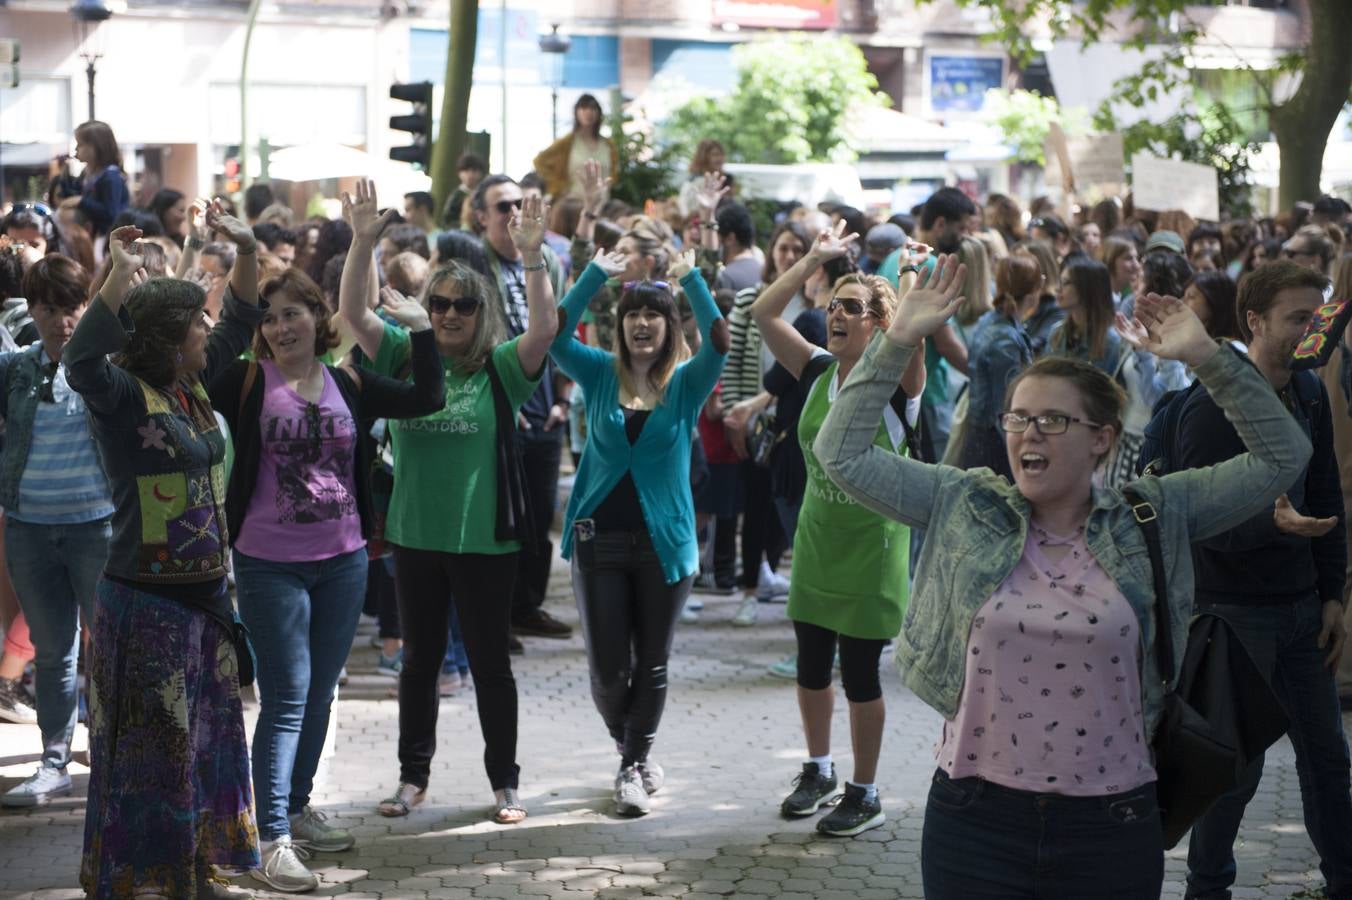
[
  {"xmin": 580, "ymin": 159, "xmax": 610, "ymax": 215},
  {"xmin": 1122, "ymin": 293, "xmax": 1217, "ymax": 368},
  {"xmin": 187, "ymin": 199, "xmax": 212, "ymax": 244},
  {"xmin": 669, "ymin": 248, "xmax": 696, "ymax": 280},
  {"xmin": 900, "ymin": 240, "xmax": 932, "ymax": 268},
  {"xmin": 204, "ymin": 200, "xmax": 255, "ymax": 248},
  {"xmin": 593, "ymin": 248, "xmax": 628, "ymax": 278},
  {"xmin": 510, "ymin": 194, "xmax": 550, "ymax": 254},
  {"xmin": 342, "ymin": 179, "xmax": 395, "ymax": 245},
  {"xmin": 886, "ymin": 254, "xmax": 966, "ymax": 347},
  {"xmin": 807, "ymin": 220, "xmax": 858, "ymax": 265},
  {"xmin": 108, "ymin": 226, "xmax": 145, "ymax": 274},
  {"xmin": 695, "ymin": 171, "xmax": 730, "ymax": 215},
  {"xmin": 379, "ymin": 286, "xmax": 432, "ymax": 333}
]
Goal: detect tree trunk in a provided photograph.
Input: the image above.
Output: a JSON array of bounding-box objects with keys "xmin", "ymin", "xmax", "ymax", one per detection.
[
  {"xmin": 430, "ymin": 0, "xmax": 478, "ymax": 220},
  {"xmin": 1270, "ymin": 0, "xmax": 1352, "ymax": 209}
]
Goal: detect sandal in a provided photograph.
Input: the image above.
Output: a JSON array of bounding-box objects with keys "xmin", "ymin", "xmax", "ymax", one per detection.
[
  {"xmin": 492, "ymin": 787, "xmax": 527, "ymax": 824},
  {"xmin": 377, "ymin": 782, "xmax": 425, "ymax": 817}
]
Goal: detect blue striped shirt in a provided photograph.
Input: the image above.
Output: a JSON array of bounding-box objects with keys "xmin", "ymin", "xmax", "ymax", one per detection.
[{"xmin": 10, "ymin": 372, "xmax": 113, "ymax": 524}]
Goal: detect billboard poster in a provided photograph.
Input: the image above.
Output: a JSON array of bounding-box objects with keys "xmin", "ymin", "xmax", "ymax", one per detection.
[{"xmin": 927, "ymin": 53, "xmax": 1005, "ymax": 115}]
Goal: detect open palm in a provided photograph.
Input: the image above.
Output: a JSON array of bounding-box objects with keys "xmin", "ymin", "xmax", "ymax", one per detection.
[
  {"xmin": 887, "ymin": 254, "xmax": 966, "ymax": 346},
  {"xmin": 509, "ymin": 194, "xmax": 549, "ymax": 253},
  {"xmin": 808, "ymin": 220, "xmax": 857, "ymax": 264},
  {"xmin": 1120, "ymin": 293, "xmax": 1214, "ymax": 364},
  {"xmin": 342, "ymin": 179, "xmax": 394, "ymax": 244}
]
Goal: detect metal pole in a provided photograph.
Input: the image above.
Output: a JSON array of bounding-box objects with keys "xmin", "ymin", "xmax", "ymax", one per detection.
[
  {"xmin": 551, "ymin": 86, "xmax": 558, "ymax": 141},
  {"xmin": 240, "ymin": 0, "xmax": 264, "ymax": 191},
  {"xmin": 85, "ymin": 58, "xmax": 96, "ymax": 120},
  {"xmin": 499, "ymin": 0, "xmax": 507, "ymax": 173}
]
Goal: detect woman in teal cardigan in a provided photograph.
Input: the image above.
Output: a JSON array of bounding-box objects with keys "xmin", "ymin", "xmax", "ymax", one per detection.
[{"xmin": 551, "ymin": 248, "xmax": 728, "ymax": 817}]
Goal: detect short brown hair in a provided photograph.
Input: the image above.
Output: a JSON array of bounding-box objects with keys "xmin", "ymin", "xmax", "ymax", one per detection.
[
  {"xmin": 253, "ymin": 268, "xmax": 340, "ymax": 360},
  {"xmin": 1235, "ymin": 260, "xmax": 1329, "ymax": 342},
  {"xmin": 993, "ymin": 254, "xmax": 1041, "ymax": 318},
  {"xmin": 22, "ymin": 254, "xmax": 90, "ymax": 313},
  {"xmin": 1005, "ymin": 356, "xmax": 1127, "ymax": 466}
]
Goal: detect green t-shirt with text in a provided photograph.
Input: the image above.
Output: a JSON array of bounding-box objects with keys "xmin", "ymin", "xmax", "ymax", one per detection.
[{"xmin": 371, "ymin": 322, "xmax": 539, "ymax": 554}]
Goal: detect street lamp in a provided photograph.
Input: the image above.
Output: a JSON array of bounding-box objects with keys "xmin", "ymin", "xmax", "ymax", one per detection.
[
  {"xmin": 538, "ymin": 24, "xmax": 571, "ymax": 141},
  {"xmin": 69, "ymin": 0, "xmax": 111, "ymax": 121}
]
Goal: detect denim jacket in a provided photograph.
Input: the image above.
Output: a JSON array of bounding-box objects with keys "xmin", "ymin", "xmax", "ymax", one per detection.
[
  {"xmin": 814, "ymin": 332, "xmax": 1312, "ymax": 739},
  {"xmin": 0, "ymin": 342, "xmax": 103, "ymax": 509}
]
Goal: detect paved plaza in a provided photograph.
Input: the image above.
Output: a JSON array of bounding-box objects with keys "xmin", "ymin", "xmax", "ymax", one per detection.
[{"xmin": 0, "ymin": 554, "xmax": 1344, "ymax": 899}]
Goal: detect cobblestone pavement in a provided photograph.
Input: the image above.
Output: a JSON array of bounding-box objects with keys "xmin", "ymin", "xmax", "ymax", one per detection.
[{"xmin": 0, "ymin": 558, "xmax": 1345, "ymax": 899}]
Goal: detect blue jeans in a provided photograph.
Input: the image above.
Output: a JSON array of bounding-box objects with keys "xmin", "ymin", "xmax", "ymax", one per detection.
[
  {"xmin": 922, "ymin": 769, "xmax": 1164, "ymax": 899},
  {"xmin": 233, "ymin": 547, "xmax": 367, "ymax": 840},
  {"xmin": 1186, "ymin": 599, "xmax": 1352, "ymax": 900},
  {"xmin": 4, "ymin": 516, "xmax": 110, "ymax": 770}
]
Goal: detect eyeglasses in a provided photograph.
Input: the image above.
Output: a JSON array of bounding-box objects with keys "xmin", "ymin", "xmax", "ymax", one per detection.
[
  {"xmin": 494, "ymin": 199, "xmax": 524, "ymax": 215},
  {"xmin": 998, "ymin": 412, "xmax": 1103, "ymax": 435},
  {"xmin": 827, "ymin": 297, "xmax": 875, "ymax": 317},
  {"xmin": 429, "ymin": 295, "xmax": 481, "ymax": 316},
  {"xmin": 621, "ymin": 280, "xmax": 670, "ymax": 291}
]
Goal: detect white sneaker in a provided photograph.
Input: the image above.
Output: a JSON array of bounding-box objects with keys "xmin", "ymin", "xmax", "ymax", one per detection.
[
  {"xmin": 0, "ymin": 676, "xmax": 36, "ymax": 724},
  {"xmin": 289, "ymin": 805, "xmax": 355, "ymax": 852},
  {"xmin": 756, "ymin": 566, "xmax": 790, "ymax": 601},
  {"xmin": 1, "ymin": 766, "xmax": 72, "ymax": 808},
  {"xmin": 613, "ymin": 765, "xmax": 650, "ymax": 817},
  {"xmin": 251, "ymin": 835, "xmax": 318, "ymax": 893},
  {"xmin": 732, "ymin": 595, "xmax": 759, "ymax": 627},
  {"xmin": 679, "ymin": 603, "xmax": 699, "ymax": 624},
  {"xmin": 636, "ymin": 759, "xmax": 665, "ymax": 795}
]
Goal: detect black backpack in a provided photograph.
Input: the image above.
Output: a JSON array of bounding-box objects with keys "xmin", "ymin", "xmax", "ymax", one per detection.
[{"xmin": 1137, "ymin": 359, "xmax": 1321, "ymax": 478}]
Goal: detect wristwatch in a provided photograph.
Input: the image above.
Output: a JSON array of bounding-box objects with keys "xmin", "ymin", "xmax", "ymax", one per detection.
[{"xmin": 900, "ymin": 264, "xmax": 921, "ymax": 275}]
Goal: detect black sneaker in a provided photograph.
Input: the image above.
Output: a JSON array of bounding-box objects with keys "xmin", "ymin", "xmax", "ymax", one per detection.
[
  {"xmin": 780, "ymin": 762, "xmax": 838, "ymax": 818},
  {"xmin": 817, "ymin": 782, "xmax": 884, "ymax": 837}
]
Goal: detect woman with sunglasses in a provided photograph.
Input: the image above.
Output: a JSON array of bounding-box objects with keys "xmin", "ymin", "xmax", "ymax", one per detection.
[
  {"xmin": 207, "ymin": 267, "xmax": 444, "ymax": 891},
  {"xmin": 814, "ymin": 264, "xmax": 1311, "ymax": 898},
  {"xmin": 551, "ymin": 245, "xmax": 727, "ymax": 817},
  {"xmin": 339, "ymin": 181, "xmax": 558, "ymax": 827},
  {"xmin": 750, "ymin": 223, "xmax": 923, "ymax": 836}
]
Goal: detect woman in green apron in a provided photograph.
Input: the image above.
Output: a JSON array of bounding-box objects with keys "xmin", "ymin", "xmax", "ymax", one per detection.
[{"xmin": 750, "ymin": 222, "xmax": 927, "ymax": 836}]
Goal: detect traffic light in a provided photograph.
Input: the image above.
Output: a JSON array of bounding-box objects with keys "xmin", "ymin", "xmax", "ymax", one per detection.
[{"xmin": 389, "ymin": 81, "xmax": 433, "ymax": 169}]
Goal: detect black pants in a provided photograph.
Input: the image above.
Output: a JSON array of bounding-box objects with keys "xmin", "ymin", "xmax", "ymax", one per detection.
[
  {"xmin": 738, "ymin": 461, "xmax": 785, "ymax": 589},
  {"xmin": 392, "ymin": 545, "xmax": 519, "ymax": 791},
  {"xmin": 793, "ymin": 620, "xmax": 886, "ymax": 703},
  {"xmin": 571, "ymin": 526, "xmax": 692, "ymax": 766},
  {"xmin": 362, "ymin": 555, "xmax": 400, "ymax": 641},
  {"xmin": 511, "ymin": 427, "xmax": 564, "ymax": 620}
]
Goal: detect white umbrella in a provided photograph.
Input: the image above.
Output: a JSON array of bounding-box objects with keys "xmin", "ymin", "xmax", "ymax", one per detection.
[{"xmin": 264, "ymin": 142, "xmax": 432, "ymax": 196}]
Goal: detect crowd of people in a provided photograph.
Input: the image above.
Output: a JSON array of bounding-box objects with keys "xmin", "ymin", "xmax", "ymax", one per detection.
[{"xmin": 0, "ymin": 105, "xmax": 1350, "ymax": 900}]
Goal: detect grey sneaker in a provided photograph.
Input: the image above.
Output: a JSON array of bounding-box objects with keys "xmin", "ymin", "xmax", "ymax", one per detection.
[
  {"xmin": 289, "ymin": 805, "xmax": 355, "ymax": 852},
  {"xmin": 613, "ymin": 765, "xmax": 650, "ymax": 817},
  {"xmin": 251, "ymin": 835, "xmax": 318, "ymax": 893},
  {"xmin": 197, "ymin": 869, "xmax": 255, "ymax": 899},
  {"xmin": 0, "ymin": 676, "xmax": 36, "ymax": 724},
  {"xmin": 732, "ymin": 594, "xmax": 759, "ymax": 627},
  {"xmin": 1, "ymin": 766, "xmax": 72, "ymax": 808},
  {"xmin": 636, "ymin": 760, "xmax": 665, "ymax": 795}
]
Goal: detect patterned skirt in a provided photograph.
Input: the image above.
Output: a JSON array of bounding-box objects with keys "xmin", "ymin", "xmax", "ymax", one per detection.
[{"xmin": 80, "ymin": 578, "xmax": 259, "ymax": 899}]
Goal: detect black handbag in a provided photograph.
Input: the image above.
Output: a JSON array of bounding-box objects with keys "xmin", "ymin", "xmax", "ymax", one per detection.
[{"xmin": 1122, "ymin": 489, "xmax": 1289, "ymax": 849}]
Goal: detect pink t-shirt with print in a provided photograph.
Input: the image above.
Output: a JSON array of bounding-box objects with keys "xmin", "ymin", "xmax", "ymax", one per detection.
[
  {"xmin": 234, "ymin": 361, "xmax": 365, "ymax": 562},
  {"xmin": 936, "ymin": 522, "xmax": 1155, "ymax": 796}
]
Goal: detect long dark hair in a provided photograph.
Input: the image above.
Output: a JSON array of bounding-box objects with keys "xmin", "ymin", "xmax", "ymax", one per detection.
[
  {"xmin": 74, "ymin": 120, "xmax": 123, "ymax": 172},
  {"xmin": 116, "ymin": 278, "xmax": 206, "ymax": 387},
  {"xmin": 1187, "ymin": 270, "xmax": 1239, "ymax": 341},
  {"xmin": 614, "ymin": 281, "xmax": 690, "ymax": 400},
  {"xmin": 762, "ymin": 220, "xmax": 811, "ymax": 284},
  {"xmin": 1054, "ymin": 255, "xmax": 1115, "ymax": 360},
  {"xmin": 573, "ymin": 94, "xmax": 603, "ymax": 139}
]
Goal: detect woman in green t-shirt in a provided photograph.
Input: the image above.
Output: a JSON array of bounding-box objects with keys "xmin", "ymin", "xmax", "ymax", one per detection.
[
  {"xmin": 750, "ymin": 222, "xmax": 926, "ymax": 837},
  {"xmin": 338, "ymin": 180, "xmax": 558, "ymax": 826}
]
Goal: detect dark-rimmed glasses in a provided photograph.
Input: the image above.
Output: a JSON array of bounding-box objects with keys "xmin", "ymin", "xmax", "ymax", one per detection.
[
  {"xmin": 998, "ymin": 412, "xmax": 1103, "ymax": 435},
  {"xmin": 429, "ymin": 295, "xmax": 481, "ymax": 316},
  {"xmin": 494, "ymin": 199, "xmax": 524, "ymax": 215}
]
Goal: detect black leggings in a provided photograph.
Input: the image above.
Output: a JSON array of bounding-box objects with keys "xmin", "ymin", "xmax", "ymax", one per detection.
[
  {"xmin": 794, "ymin": 620, "xmax": 887, "ymax": 703},
  {"xmin": 739, "ymin": 461, "xmax": 786, "ymax": 588},
  {"xmin": 392, "ymin": 545, "xmax": 519, "ymax": 791},
  {"xmin": 571, "ymin": 526, "xmax": 692, "ymax": 766}
]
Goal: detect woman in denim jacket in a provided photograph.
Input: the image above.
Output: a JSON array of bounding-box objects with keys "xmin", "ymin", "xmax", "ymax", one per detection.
[{"xmin": 815, "ymin": 257, "xmax": 1312, "ymax": 899}]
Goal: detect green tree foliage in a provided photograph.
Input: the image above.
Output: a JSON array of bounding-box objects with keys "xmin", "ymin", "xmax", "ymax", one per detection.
[
  {"xmin": 924, "ymin": 0, "xmax": 1352, "ymax": 209},
  {"xmin": 608, "ymin": 103, "xmax": 679, "ymax": 208},
  {"xmin": 661, "ymin": 36, "xmax": 887, "ymax": 165},
  {"xmin": 984, "ymin": 89, "xmax": 1087, "ymax": 165}
]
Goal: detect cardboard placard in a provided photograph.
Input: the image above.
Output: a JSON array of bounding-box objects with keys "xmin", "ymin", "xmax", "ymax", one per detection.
[
  {"xmin": 1131, "ymin": 152, "xmax": 1220, "ymax": 222},
  {"xmin": 1044, "ymin": 131, "xmax": 1126, "ymax": 200}
]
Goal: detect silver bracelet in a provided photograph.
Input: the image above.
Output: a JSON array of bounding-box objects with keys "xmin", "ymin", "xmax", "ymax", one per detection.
[{"xmin": 523, "ymin": 261, "xmax": 547, "ymax": 272}]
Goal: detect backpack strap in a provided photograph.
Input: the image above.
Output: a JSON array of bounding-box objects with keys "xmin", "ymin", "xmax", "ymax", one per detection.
[
  {"xmin": 1121, "ymin": 487, "xmax": 1175, "ymax": 686},
  {"xmin": 237, "ymin": 360, "xmax": 259, "ymax": 426}
]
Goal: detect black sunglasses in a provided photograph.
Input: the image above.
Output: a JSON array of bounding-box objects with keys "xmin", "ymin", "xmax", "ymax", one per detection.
[
  {"xmin": 429, "ymin": 295, "xmax": 481, "ymax": 316},
  {"xmin": 494, "ymin": 199, "xmax": 524, "ymax": 215}
]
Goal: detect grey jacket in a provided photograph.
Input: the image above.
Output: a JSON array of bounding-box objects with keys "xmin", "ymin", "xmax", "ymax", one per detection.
[{"xmin": 814, "ymin": 332, "xmax": 1311, "ymax": 739}]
